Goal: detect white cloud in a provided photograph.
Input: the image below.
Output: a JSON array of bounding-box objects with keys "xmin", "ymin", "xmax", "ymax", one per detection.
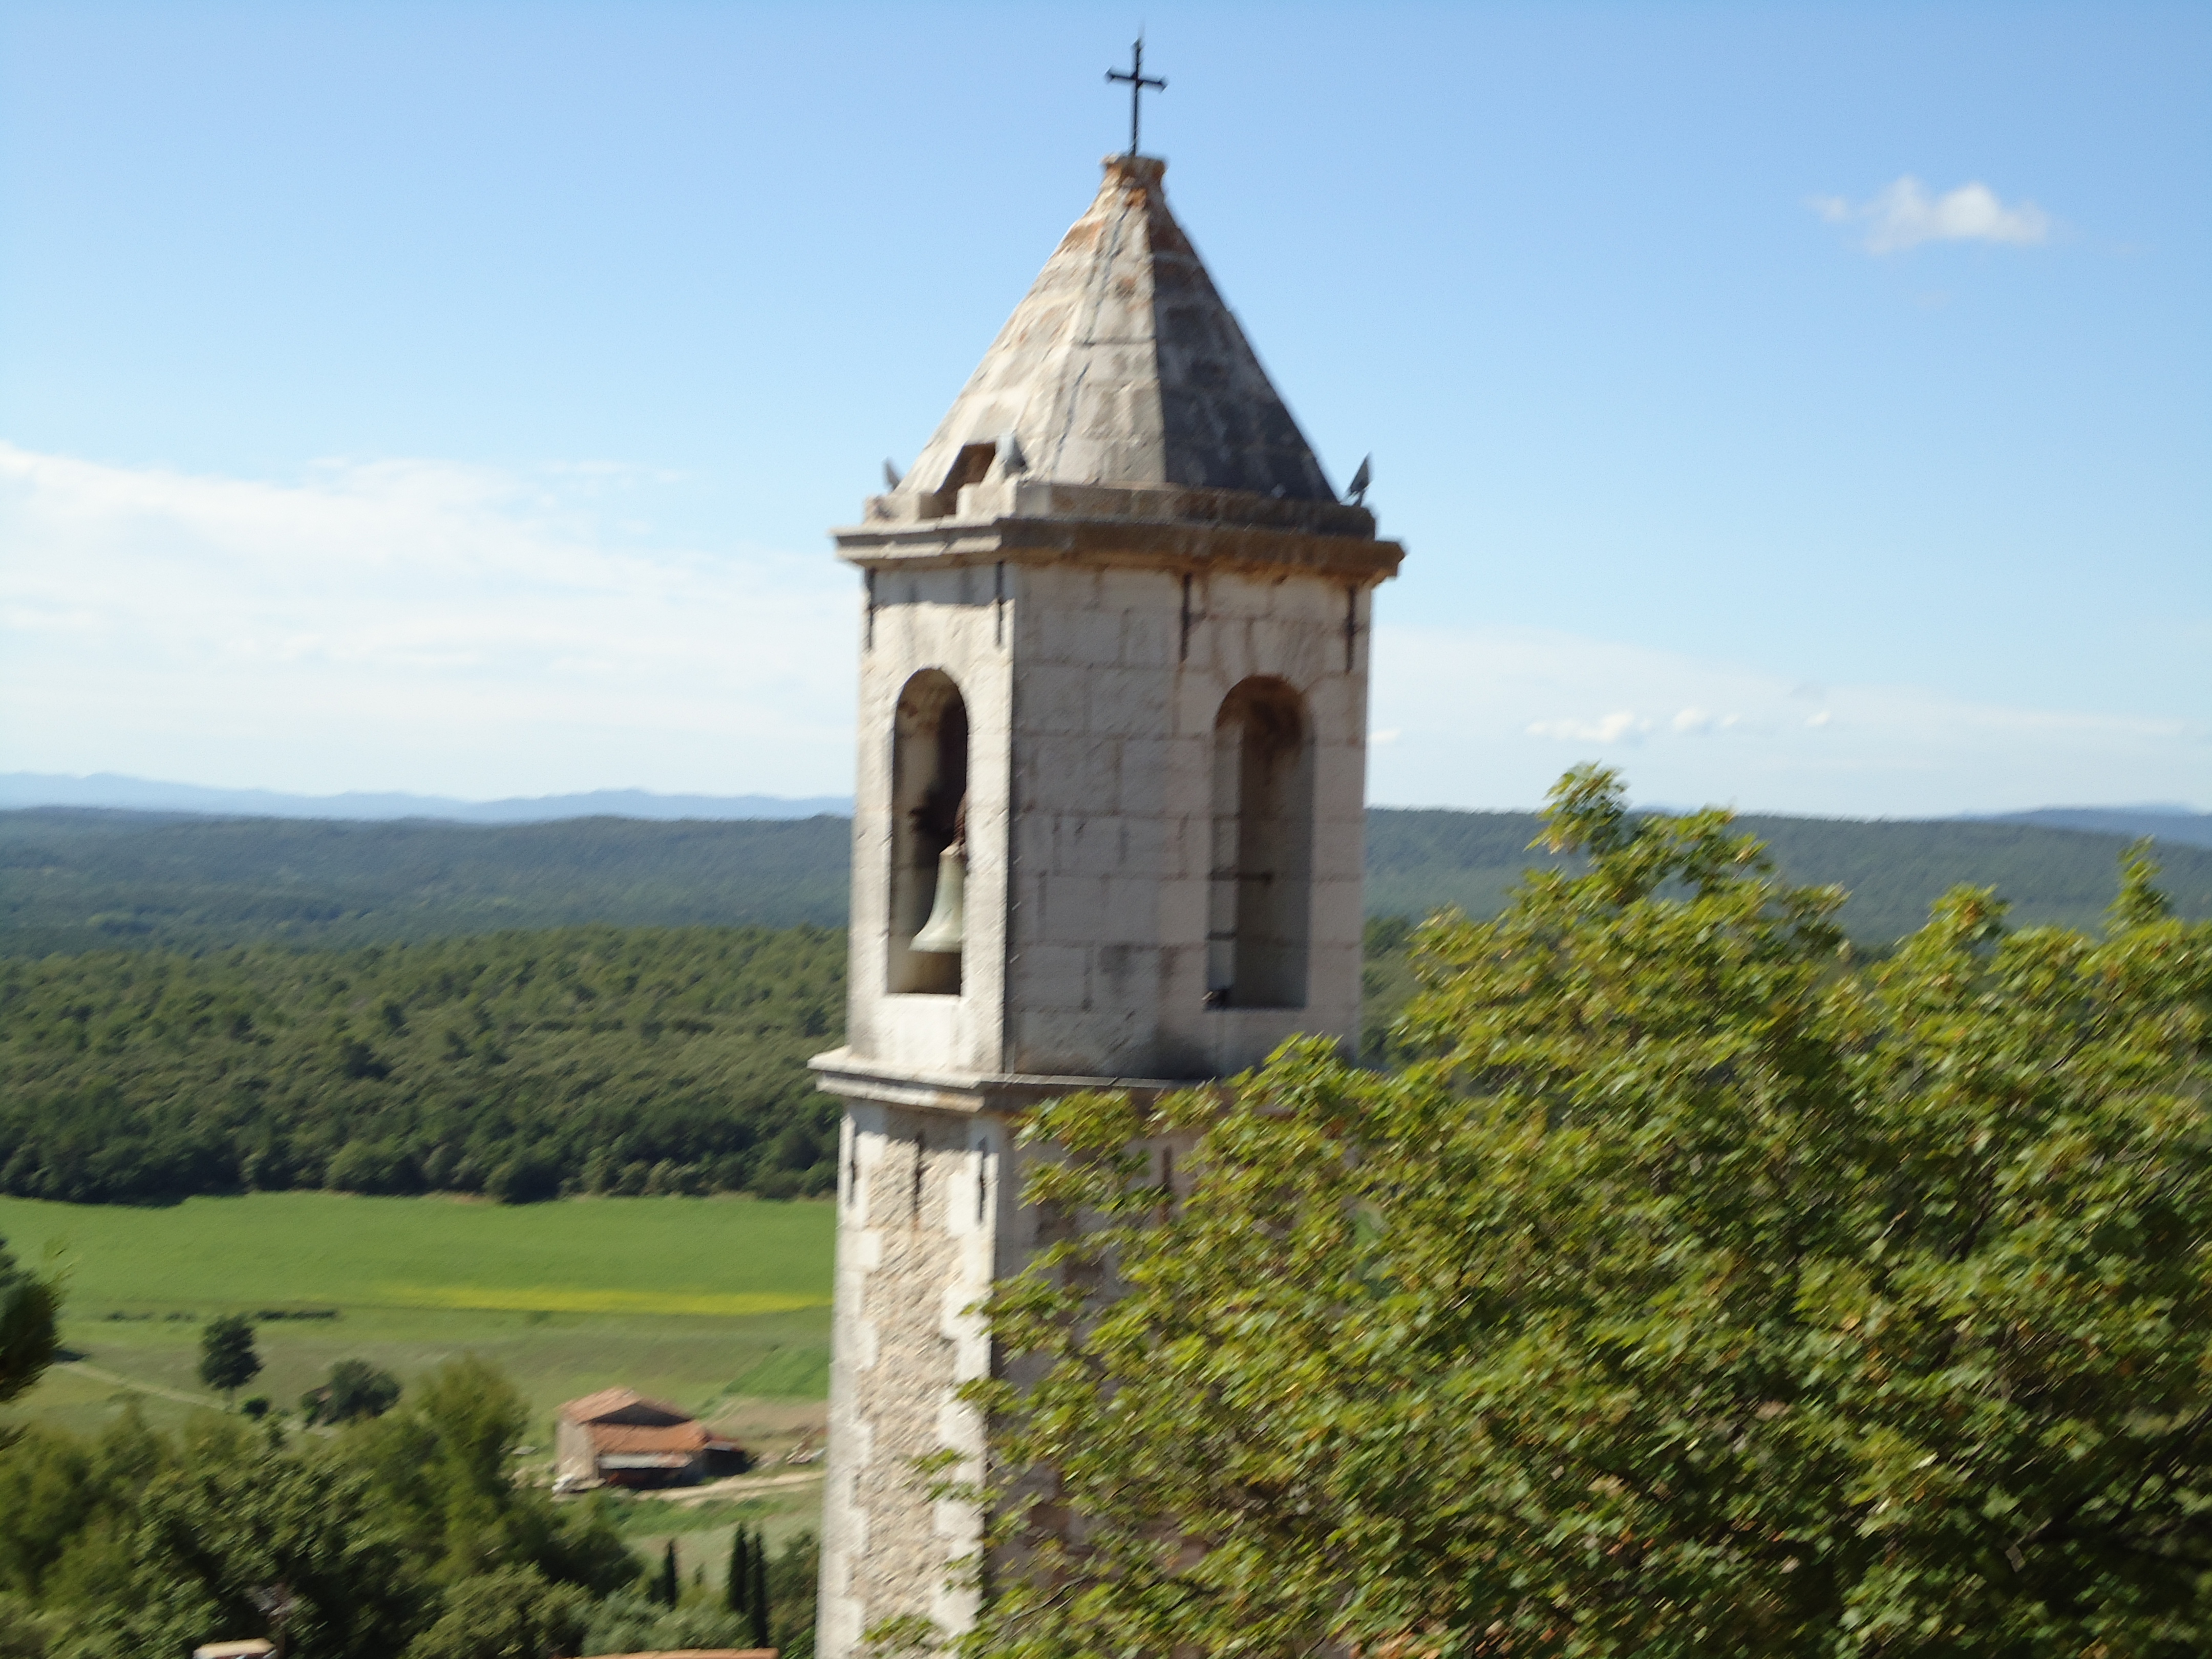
[
  {"xmin": 3, "ymin": 444, "xmax": 2201, "ymax": 819},
  {"xmin": 1812, "ymin": 176, "xmax": 2052, "ymax": 254},
  {"xmin": 1672, "ymin": 706, "xmax": 1740, "ymax": 735},
  {"xmin": 0, "ymin": 443, "xmax": 858, "ymax": 796},
  {"xmin": 1367, "ymin": 620, "xmax": 2206, "ymax": 816},
  {"xmin": 1526, "ymin": 710, "xmax": 1652, "ymax": 744}
]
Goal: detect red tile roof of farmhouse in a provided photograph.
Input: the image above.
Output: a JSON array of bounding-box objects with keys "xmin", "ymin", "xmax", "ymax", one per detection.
[
  {"xmin": 592, "ymin": 1421, "xmax": 713, "ymax": 1457},
  {"xmin": 559, "ymin": 1388, "xmax": 738, "ymax": 1459},
  {"xmin": 561, "ymin": 1386, "xmax": 690, "ymax": 1424}
]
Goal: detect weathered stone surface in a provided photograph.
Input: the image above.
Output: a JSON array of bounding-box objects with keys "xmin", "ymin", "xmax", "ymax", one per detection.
[
  {"xmin": 809, "ymin": 151, "xmax": 1403, "ymax": 1659},
  {"xmin": 891, "ymin": 156, "xmax": 1338, "ymax": 505}
]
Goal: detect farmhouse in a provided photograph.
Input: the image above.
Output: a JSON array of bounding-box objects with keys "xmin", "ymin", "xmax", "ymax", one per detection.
[{"xmin": 555, "ymin": 1387, "xmax": 743, "ymax": 1489}]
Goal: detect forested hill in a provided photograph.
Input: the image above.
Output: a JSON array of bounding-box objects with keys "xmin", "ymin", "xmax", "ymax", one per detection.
[
  {"xmin": 1366, "ymin": 811, "xmax": 2212, "ymax": 946},
  {"xmin": 6, "ymin": 803, "xmax": 2208, "ymax": 958},
  {"xmin": 0, "ymin": 925, "xmax": 844, "ymax": 1205},
  {"xmin": 1, "ymin": 810, "xmax": 851, "ymax": 956}
]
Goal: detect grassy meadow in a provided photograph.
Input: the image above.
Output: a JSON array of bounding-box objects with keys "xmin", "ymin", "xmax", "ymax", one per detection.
[{"xmin": 0, "ymin": 1192, "xmax": 837, "ymax": 1458}]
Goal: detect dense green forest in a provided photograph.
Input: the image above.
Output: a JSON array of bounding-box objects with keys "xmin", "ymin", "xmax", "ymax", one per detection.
[
  {"xmin": 5, "ymin": 802, "xmax": 2200, "ymax": 1208},
  {"xmin": 7, "ymin": 804, "xmax": 2206, "ymax": 958},
  {"xmin": 1365, "ymin": 809, "xmax": 2212, "ymax": 943},
  {"xmin": 0, "ymin": 1354, "xmax": 820, "ymax": 1659},
  {"xmin": 0, "ymin": 927, "xmax": 844, "ymax": 1206},
  {"xmin": 0, "ymin": 811, "xmax": 850, "ymax": 956}
]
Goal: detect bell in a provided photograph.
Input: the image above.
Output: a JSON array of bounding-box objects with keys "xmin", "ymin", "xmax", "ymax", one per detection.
[{"xmin": 909, "ymin": 845, "xmax": 966, "ymax": 954}]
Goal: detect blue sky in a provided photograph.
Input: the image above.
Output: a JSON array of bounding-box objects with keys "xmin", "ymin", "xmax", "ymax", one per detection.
[{"xmin": 2, "ymin": 1, "xmax": 2204, "ymax": 815}]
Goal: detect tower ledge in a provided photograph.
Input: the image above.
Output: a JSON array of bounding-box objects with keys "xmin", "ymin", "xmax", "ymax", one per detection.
[
  {"xmin": 836, "ymin": 479, "xmax": 1403, "ymax": 581},
  {"xmin": 809, "ymin": 1046, "xmax": 1202, "ymax": 1116}
]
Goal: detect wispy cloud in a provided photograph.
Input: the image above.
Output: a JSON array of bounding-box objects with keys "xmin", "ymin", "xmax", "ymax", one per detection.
[
  {"xmin": 3, "ymin": 445, "xmax": 2200, "ymax": 819},
  {"xmin": 0, "ymin": 444, "xmax": 857, "ymax": 796},
  {"xmin": 1672, "ymin": 707, "xmax": 1740, "ymax": 735},
  {"xmin": 1810, "ymin": 177, "xmax": 2052, "ymax": 254},
  {"xmin": 1369, "ymin": 622, "xmax": 2205, "ymax": 816},
  {"xmin": 1526, "ymin": 710, "xmax": 1652, "ymax": 744}
]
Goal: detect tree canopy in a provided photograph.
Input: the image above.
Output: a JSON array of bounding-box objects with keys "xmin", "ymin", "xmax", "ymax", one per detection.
[
  {"xmin": 0, "ymin": 1358, "xmax": 671, "ymax": 1657},
  {"xmin": 197, "ymin": 1314, "xmax": 261, "ymax": 1402},
  {"xmin": 967, "ymin": 766, "xmax": 2212, "ymax": 1659},
  {"xmin": 0, "ymin": 924, "xmax": 843, "ymax": 1205}
]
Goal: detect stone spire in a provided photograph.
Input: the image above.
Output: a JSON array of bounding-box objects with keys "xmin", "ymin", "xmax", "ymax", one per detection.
[{"xmin": 891, "ymin": 155, "xmax": 1338, "ymax": 506}]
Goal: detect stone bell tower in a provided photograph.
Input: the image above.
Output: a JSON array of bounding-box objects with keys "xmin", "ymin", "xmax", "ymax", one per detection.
[{"xmin": 809, "ymin": 152, "xmax": 1403, "ymax": 1658}]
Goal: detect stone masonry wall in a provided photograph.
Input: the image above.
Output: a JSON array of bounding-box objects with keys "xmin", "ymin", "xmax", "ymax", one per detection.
[
  {"xmin": 817, "ymin": 1103, "xmax": 1006, "ymax": 1659},
  {"xmin": 1006, "ymin": 560, "xmax": 1368, "ymax": 1078}
]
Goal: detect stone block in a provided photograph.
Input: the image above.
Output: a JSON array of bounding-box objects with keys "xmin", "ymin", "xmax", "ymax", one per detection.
[
  {"xmin": 1115, "ymin": 737, "xmax": 1175, "ymax": 814},
  {"xmin": 1023, "ymin": 662, "xmax": 1090, "ymax": 735},
  {"xmin": 1120, "ymin": 605, "xmax": 1177, "ymax": 668},
  {"xmin": 1090, "ymin": 667, "xmax": 1172, "ymax": 738},
  {"xmin": 1096, "ymin": 566, "xmax": 1171, "ymax": 615},
  {"xmin": 1050, "ymin": 816, "xmax": 1126, "ymax": 877},
  {"xmin": 1155, "ymin": 875, "xmax": 1209, "ymax": 944},
  {"xmin": 1038, "ymin": 874, "xmax": 1109, "ymax": 943},
  {"xmin": 1099, "ymin": 876, "xmax": 1162, "ymax": 944},
  {"xmin": 1017, "ymin": 737, "xmax": 1116, "ymax": 813}
]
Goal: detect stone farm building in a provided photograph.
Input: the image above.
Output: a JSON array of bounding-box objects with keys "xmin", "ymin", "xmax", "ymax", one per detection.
[{"xmin": 556, "ymin": 1387, "xmax": 743, "ymax": 1489}]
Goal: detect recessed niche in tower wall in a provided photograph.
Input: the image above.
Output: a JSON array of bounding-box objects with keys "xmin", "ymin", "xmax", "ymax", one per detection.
[
  {"xmin": 1207, "ymin": 675, "xmax": 1313, "ymax": 1008},
  {"xmin": 888, "ymin": 669, "xmax": 968, "ymax": 995}
]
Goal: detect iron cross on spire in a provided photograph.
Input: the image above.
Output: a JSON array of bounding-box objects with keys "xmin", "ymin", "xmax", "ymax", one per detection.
[{"xmin": 1105, "ymin": 36, "xmax": 1166, "ymax": 157}]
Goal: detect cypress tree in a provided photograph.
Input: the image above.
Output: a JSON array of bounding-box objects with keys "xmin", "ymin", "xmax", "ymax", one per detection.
[
  {"xmin": 749, "ymin": 1527, "xmax": 772, "ymax": 1650},
  {"xmin": 727, "ymin": 1524, "xmax": 750, "ymax": 1618},
  {"xmin": 658, "ymin": 1538, "xmax": 679, "ymax": 1607}
]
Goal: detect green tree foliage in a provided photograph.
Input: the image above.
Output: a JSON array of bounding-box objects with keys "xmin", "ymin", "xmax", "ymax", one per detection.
[
  {"xmin": 343, "ymin": 1357, "xmax": 635, "ymax": 1593},
  {"xmin": 0, "ymin": 1594, "xmax": 53, "ymax": 1659},
  {"xmin": 766, "ymin": 1530, "xmax": 820, "ymax": 1659},
  {"xmin": 967, "ymin": 768, "xmax": 2212, "ymax": 1658},
  {"xmin": 0, "ymin": 1410, "xmax": 163, "ymax": 1609},
  {"xmin": 582, "ymin": 1529, "xmax": 816, "ymax": 1659},
  {"xmin": 0, "ymin": 810, "xmax": 852, "ymax": 957},
  {"xmin": 723, "ymin": 1522, "xmax": 777, "ymax": 1649},
  {"xmin": 750, "ymin": 1528, "xmax": 772, "ymax": 1650},
  {"xmin": 0, "ymin": 1363, "xmax": 639, "ymax": 1656},
  {"xmin": 8, "ymin": 803, "xmax": 2206, "ymax": 960},
  {"xmin": 1363, "ymin": 805, "xmax": 2212, "ymax": 945},
  {"xmin": 197, "ymin": 1313, "xmax": 261, "ymax": 1402},
  {"xmin": 0, "ymin": 925, "xmax": 844, "ymax": 1204},
  {"xmin": 727, "ymin": 1524, "xmax": 749, "ymax": 1618},
  {"xmin": 0, "ymin": 1238, "xmax": 59, "ymax": 1411},
  {"xmin": 400, "ymin": 1565, "xmax": 591, "ymax": 1659},
  {"xmin": 583, "ymin": 1589, "xmax": 747, "ymax": 1655},
  {"xmin": 70, "ymin": 1418, "xmax": 422, "ymax": 1659},
  {"xmin": 656, "ymin": 1539, "xmax": 679, "ymax": 1608},
  {"xmin": 302, "ymin": 1358, "xmax": 403, "ymax": 1426}
]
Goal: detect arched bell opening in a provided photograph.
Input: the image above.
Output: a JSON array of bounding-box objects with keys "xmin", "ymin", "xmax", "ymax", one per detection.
[
  {"xmin": 1206, "ymin": 675, "xmax": 1313, "ymax": 1009},
  {"xmin": 888, "ymin": 669, "xmax": 969, "ymax": 995}
]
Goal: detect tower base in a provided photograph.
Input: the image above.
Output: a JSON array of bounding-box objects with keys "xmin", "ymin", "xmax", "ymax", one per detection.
[{"xmin": 809, "ymin": 1055, "xmax": 1187, "ymax": 1659}]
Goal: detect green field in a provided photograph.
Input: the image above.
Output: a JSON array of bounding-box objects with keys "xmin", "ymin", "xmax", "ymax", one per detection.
[{"xmin": 0, "ymin": 1192, "xmax": 838, "ymax": 1451}]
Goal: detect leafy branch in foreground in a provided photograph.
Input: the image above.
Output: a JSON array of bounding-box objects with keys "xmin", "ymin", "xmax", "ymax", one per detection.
[{"xmin": 964, "ymin": 765, "xmax": 2212, "ymax": 1659}]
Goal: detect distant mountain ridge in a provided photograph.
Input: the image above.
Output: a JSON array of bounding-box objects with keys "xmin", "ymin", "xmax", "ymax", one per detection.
[
  {"xmin": 6, "ymin": 773, "xmax": 2206, "ymax": 843},
  {"xmin": 0, "ymin": 772, "xmax": 853, "ymax": 823}
]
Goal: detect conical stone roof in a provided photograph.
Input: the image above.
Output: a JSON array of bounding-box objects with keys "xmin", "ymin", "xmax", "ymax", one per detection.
[{"xmin": 895, "ymin": 155, "xmax": 1338, "ymax": 504}]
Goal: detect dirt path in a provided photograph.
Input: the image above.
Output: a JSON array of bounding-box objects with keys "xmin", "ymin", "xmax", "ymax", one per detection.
[
  {"xmin": 642, "ymin": 1468, "xmax": 825, "ymax": 1507},
  {"xmin": 58, "ymin": 1359, "xmax": 221, "ymax": 1411}
]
